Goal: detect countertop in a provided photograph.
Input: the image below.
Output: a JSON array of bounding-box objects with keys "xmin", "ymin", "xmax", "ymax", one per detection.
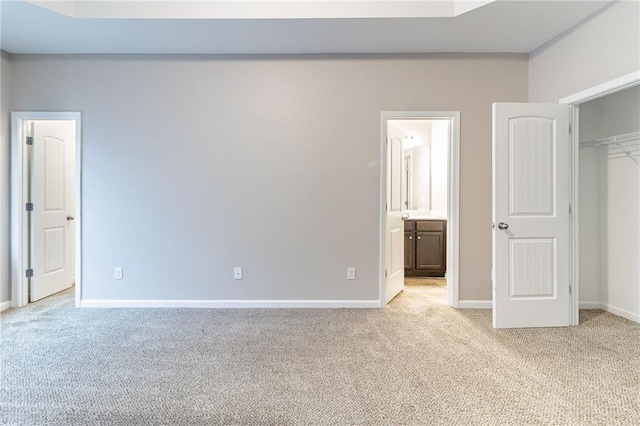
[{"xmin": 406, "ymin": 216, "xmax": 447, "ymax": 221}]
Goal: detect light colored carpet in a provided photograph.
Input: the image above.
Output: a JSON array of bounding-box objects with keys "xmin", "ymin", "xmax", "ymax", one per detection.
[{"xmin": 1, "ymin": 284, "xmax": 639, "ymax": 425}]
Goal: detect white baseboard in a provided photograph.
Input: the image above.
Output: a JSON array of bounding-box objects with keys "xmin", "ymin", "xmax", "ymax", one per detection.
[
  {"xmin": 0, "ymin": 300, "xmax": 11, "ymax": 312},
  {"xmin": 79, "ymin": 299, "xmax": 381, "ymax": 308},
  {"xmin": 601, "ymin": 303, "xmax": 640, "ymax": 324},
  {"xmin": 579, "ymin": 302, "xmax": 639, "ymax": 323},
  {"xmin": 579, "ymin": 301, "xmax": 602, "ymax": 309},
  {"xmin": 458, "ymin": 300, "xmax": 492, "ymax": 309},
  {"xmin": 455, "ymin": 300, "xmax": 605, "ymax": 310}
]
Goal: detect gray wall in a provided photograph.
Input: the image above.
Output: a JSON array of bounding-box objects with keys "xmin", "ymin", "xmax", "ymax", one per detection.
[
  {"xmin": 1, "ymin": 51, "xmax": 11, "ymax": 306},
  {"xmin": 529, "ymin": 1, "xmax": 640, "ymax": 102},
  {"xmin": 8, "ymin": 54, "xmax": 528, "ymax": 302}
]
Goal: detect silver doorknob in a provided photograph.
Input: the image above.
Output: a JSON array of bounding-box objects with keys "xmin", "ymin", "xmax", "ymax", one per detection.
[
  {"xmin": 66, "ymin": 215, "xmax": 75, "ymax": 221},
  {"xmin": 498, "ymin": 222, "xmax": 509, "ymax": 230}
]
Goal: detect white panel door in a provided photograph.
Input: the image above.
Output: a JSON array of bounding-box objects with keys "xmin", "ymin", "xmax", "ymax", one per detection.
[
  {"xmin": 492, "ymin": 103, "xmax": 570, "ymax": 328},
  {"xmin": 31, "ymin": 121, "xmax": 76, "ymax": 302},
  {"xmin": 385, "ymin": 127, "xmax": 405, "ymax": 303}
]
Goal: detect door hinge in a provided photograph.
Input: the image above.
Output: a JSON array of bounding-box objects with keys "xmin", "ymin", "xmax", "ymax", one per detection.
[
  {"xmin": 568, "ymin": 123, "xmax": 572, "ymax": 134},
  {"xmin": 385, "ymin": 270, "xmax": 388, "ymax": 278},
  {"xmin": 25, "ymin": 202, "xmax": 34, "ymax": 212},
  {"xmin": 569, "ymin": 285, "xmax": 572, "ymax": 295},
  {"xmin": 25, "ymin": 269, "xmax": 33, "ymax": 278},
  {"xmin": 26, "ymin": 136, "xmax": 33, "ymax": 145}
]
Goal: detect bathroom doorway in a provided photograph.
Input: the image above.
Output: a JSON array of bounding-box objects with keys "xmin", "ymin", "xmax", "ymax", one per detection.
[
  {"xmin": 380, "ymin": 111, "xmax": 460, "ymax": 307},
  {"xmin": 392, "ymin": 119, "xmax": 448, "ymax": 300}
]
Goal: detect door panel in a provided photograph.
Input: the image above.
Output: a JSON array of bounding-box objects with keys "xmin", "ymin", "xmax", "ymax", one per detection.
[
  {"xmin": 31, "ymin": 121, "xmax": 76, "ymax": 302},
  {"xmin": 509, "ymin": 117, "xmax": 555, "ymax": 216},
  {"xmin": 404, "ymin": 232, "xmax": 414, "ymax": 270},
  {"xmin": 45, "ymin": 137, "xmax": 66, "ymax": 210},
  {"xmin": 416, "ymin": 232, "xmax": 444, "ymax": 270},
  {"xmin": 390, "ymin": 227, "xmax": 403, "ymax": 274},
  {"xmin": 385, "ymin": 125, "xmax": 405, "ymax": 303},
  {"xmin": 509, "ymin": 238, "xmax": 555, "ymax": 298},
  {"xmin": 44, "ymin": 227, "xmax": 65, "ymax": 274},
  {"xmin": 493, "ymin": 103, "xmax": 570, "ymax": 328}
]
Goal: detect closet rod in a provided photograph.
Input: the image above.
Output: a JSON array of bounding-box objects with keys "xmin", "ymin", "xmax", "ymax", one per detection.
[
  {"xmin": 579, "ymin": 131, "xmax": 640, "ymax": 148},
  {"xmin": 580, "ymin": 131, "xmax": 640, "ymax": 166},
  {"xmin": 612, "ymin": 142, "xmax": 639, "ymax": 166}
]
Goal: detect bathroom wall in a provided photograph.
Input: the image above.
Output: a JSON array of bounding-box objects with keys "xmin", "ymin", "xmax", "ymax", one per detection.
[
  {"xmin": 397, "ymin": 118, "xmax": 448, "ymax": 218},
  {"xmin": 430, "ymin": 120, "xmax": 449, "ymax": 218},
  {"xmin": 407, "ymin": 145, "xmax": 430, "ymax": 211}
]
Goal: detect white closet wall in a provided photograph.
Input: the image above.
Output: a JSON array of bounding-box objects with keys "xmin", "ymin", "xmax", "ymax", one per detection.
[
  {"xmin": 579, "ymin": 85, "xmax": 640, "ymax": 322},
  {"xmin": 578, "ymin": 144, "xmax": 605, "ymax": 305}
]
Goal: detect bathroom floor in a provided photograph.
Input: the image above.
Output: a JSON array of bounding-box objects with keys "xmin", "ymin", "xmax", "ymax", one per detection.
[{"xmin": 401, "ymin": 277, "xmax": 447, "ymax": 306}]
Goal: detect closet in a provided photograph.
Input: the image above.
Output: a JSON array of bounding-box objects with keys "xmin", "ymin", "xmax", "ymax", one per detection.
[{"xmin": 578, "ymin": 85, "xmax": 640, "ymax": 323}]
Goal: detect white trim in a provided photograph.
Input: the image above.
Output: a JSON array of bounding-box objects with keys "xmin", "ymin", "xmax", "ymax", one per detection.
[
  {"xmin": 579, "ymin": 302, "xmax": 602, "ymax": 310},
  {"xmin": 11, "ymin": 112, "xmax": 82, "ymax": 309},
  {"xmin": 458, "ymin": 300, "xmax": 492, "ymax": 309},
  {"xmin": 559, "ymin": 71, "xmax": 640, "ymax": 105},
  {"xmin": 601, "ymin": 304, "xmax": 640, "ymax": 324},
  {"xmin": 10, "ymin": 115, "xmax": 27, "ymax": 308},
  {"xmin": 380, "ymin": 111, "xmax": 461, "ymax": 309},
  {"xmin": 447, "ymin": 112, "xmax": 461, "ymax": 308},
  {"xmin": 79, "ymin": 299, "xmax": 381, "ymax": 309},
  {"xmin": 75, "ymin": 118, "xmax": 82, "ymax": 308},
  {"xmin": 563, "ymin": 71, "xmax": 640, "ymax": 326},
  {"xmin": 569, "ymin": 105, "xmax": 579, "ymax": 326},
  {"xmin": 578, "ymin": 302, "xmax": 640, "ymax": 324},
  {"xmin": 0, "ymin": 301, "xmax": 12, "ymax": 312}
]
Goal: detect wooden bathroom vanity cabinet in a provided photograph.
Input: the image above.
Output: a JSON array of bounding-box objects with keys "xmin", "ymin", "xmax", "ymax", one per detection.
[{"xmin": 404, "ymin": 219, "xmax": 447, "ymax": 277}]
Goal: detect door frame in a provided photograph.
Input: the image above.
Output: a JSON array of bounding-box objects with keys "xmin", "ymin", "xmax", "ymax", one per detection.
[
  {"xmin": 380, "ymin": 111, "xmax": 461, "ymax": 307},
  {"xmin": 559, "ymin": 70, "xmax": 640, "ymax": 325},
  {"xmin": 10, "ymin": 112, "xmax": 82, "ymax": 308}
]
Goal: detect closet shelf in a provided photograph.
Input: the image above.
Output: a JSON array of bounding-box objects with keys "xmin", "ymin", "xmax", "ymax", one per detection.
[{"xmin": 580, "ymin": 131, "xmax": 640, "ymax": 166}]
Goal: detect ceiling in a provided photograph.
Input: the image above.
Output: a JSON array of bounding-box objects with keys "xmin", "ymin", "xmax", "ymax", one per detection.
[
  {"xmin": 0, "ymin": 0, "xmax": 613, "ymax": 54},
  {"xmin": 27, "ymin": 0, "xmax": 497, "ymax": 19}
]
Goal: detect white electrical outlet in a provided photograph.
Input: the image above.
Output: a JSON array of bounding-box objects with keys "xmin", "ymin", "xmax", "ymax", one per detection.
[
  {"xmin": 347, "ymin": 267, "xmax": 356, "ymax": 280},
  {"xmin": 234, "ymin": 267, "xmax": 243, "ymax": 280},
  {"xmin": 114, "ymin": 267, "xmax": 123, "ymax": 280}
]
